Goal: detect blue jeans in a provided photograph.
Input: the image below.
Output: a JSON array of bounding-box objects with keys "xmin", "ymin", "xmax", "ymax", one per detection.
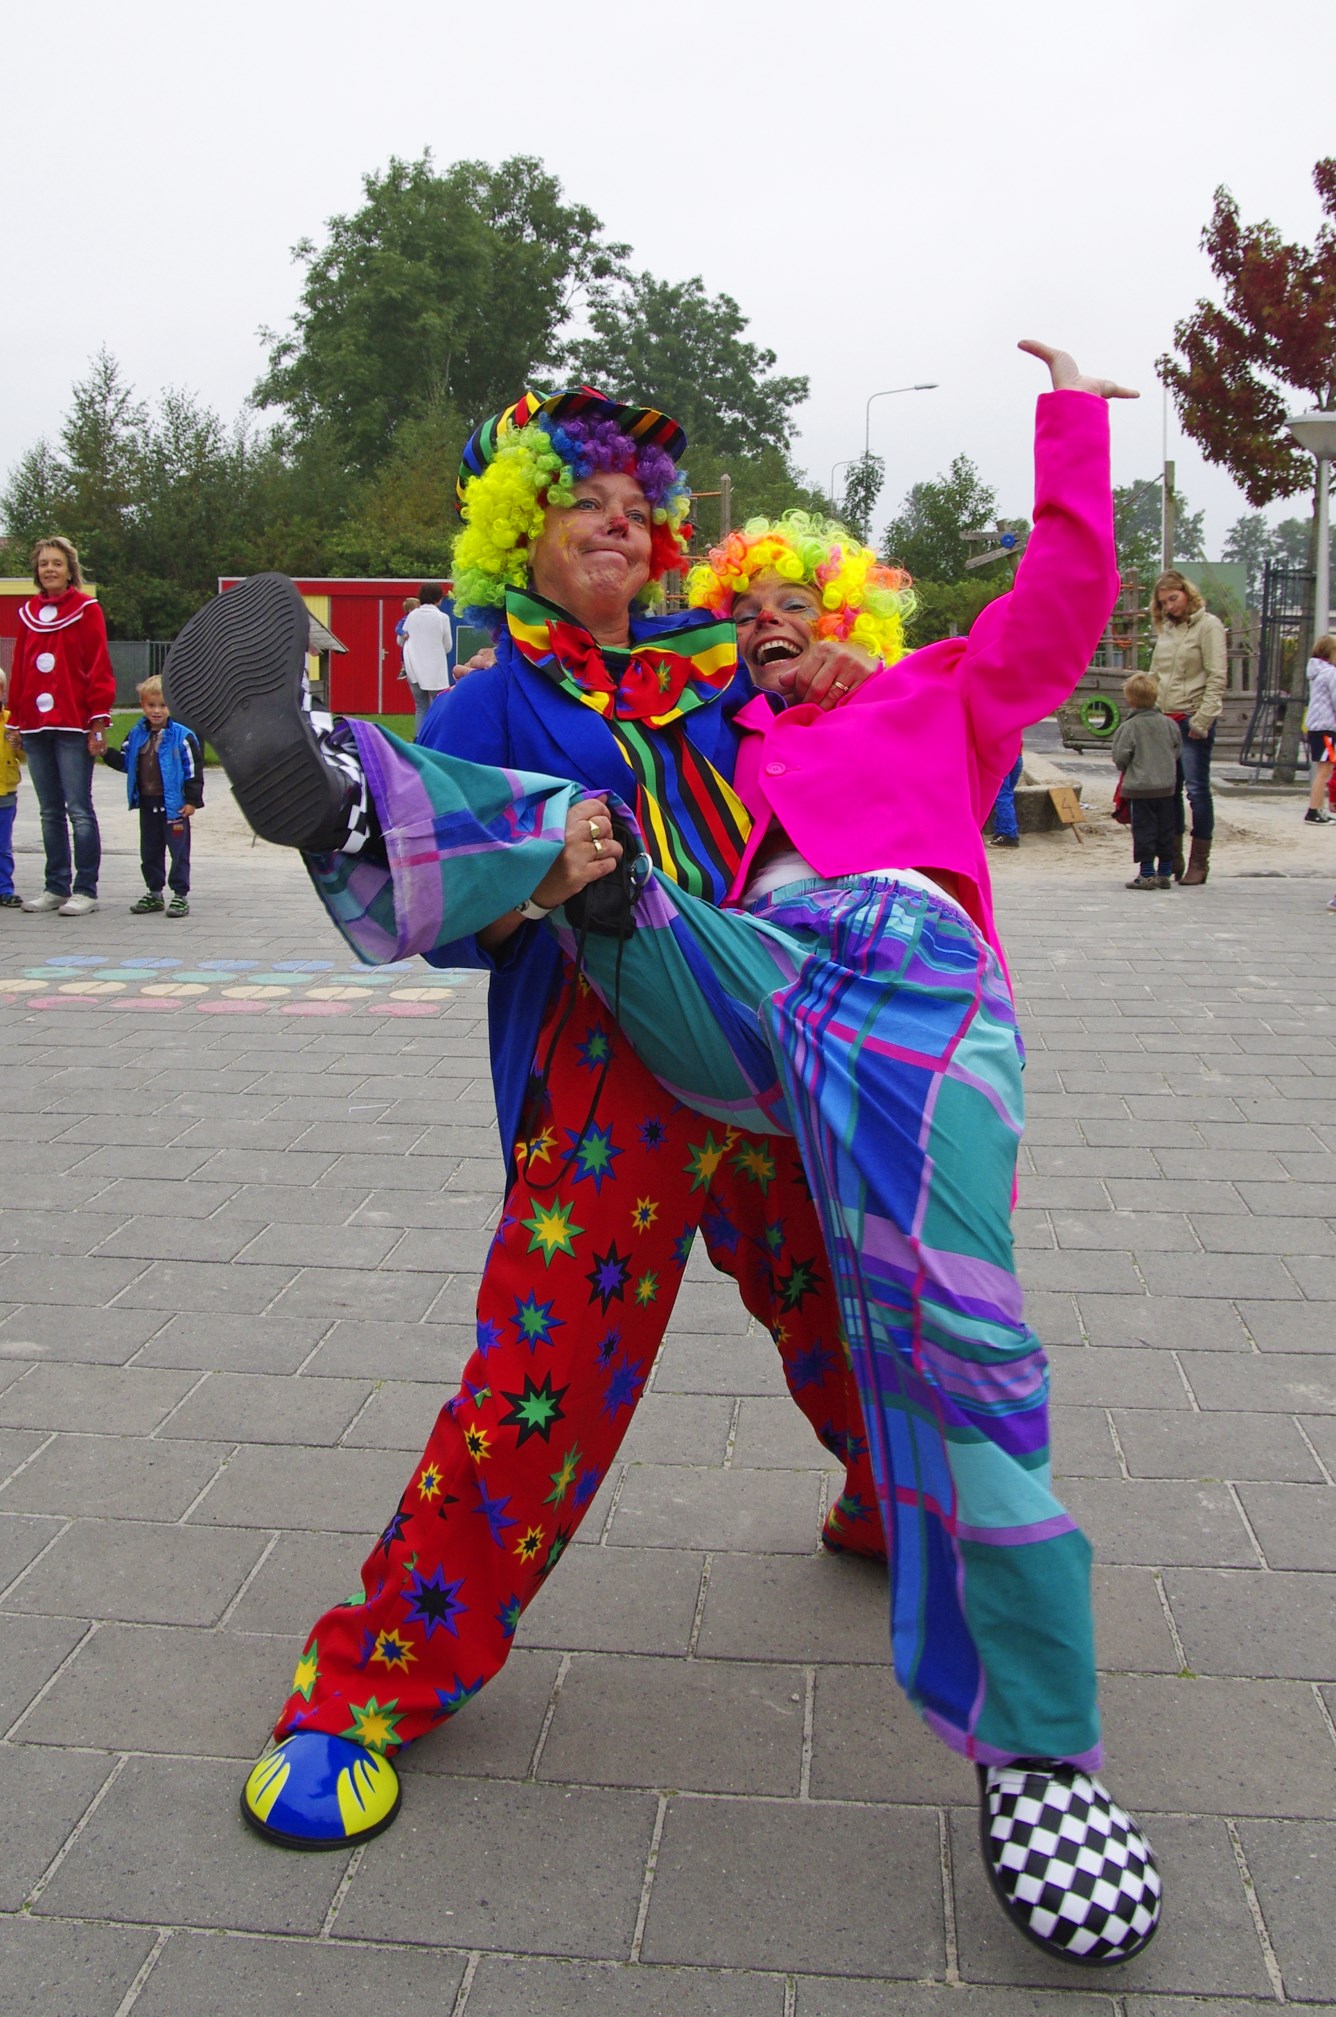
[
  {"xmin": 990, "ymin": 755, "xmax": 1023, "ymax": 840},
  {"xmin": 0, "ymin": 801, "xmax": 15, "ymax": 896},
  {"xmin": 23, "ymin": 732, "xmax": 101, "ymax": 898},
  {"xmin": 1174, "ymin": 718, "xmax": 1215, "ymax": 842}
]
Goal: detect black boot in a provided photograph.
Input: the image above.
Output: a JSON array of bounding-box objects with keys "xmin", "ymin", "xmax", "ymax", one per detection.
[{"xmin": 163, "ymin": 574, "xmax": 364, "ymax": 853}]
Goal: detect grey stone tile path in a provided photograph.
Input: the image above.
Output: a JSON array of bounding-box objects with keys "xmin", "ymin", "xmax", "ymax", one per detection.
[{"xmin": 0, "ymin": 827, "xmax": 1334, "ymax": 2013}]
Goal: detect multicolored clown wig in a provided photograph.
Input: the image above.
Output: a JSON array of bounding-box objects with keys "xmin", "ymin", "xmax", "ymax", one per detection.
[
  {"xmin": 687, "ymin": 512, "xmax": 914, "ymax": 665},
  {"xmin": 452, "ymin": 387, "xmax": 694, "ymax": 627}
]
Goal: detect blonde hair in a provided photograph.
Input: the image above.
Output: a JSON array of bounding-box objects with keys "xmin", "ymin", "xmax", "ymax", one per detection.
[
  {"xmin": 1313, "ymin": 634, "xmax": 1336, "ymax": 666},
  {"xmin": 31, "ymin": 535, "xmax": 83, "ymax": 590},
  {"xmin": 137, "ymin": 675, "xmax": 165, "ymax": 703},
  {"xmin": 1151, "ymin": 570, "xmax": 1205, "ymax": 630},
  {"xmin": 1123, "ymin": 671, "xmax": 1159, "ymax": 709}
]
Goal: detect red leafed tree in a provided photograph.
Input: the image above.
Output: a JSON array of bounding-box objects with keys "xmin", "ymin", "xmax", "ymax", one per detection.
[{"xmin": 1157, "ymin": 160, "xmax": 1336, "ymax": 507}]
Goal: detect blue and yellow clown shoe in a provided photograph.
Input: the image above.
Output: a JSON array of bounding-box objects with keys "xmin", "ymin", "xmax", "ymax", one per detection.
[{"xmin": 241, "ymin": 1733, "xmax": 401, "ymax": 1850}]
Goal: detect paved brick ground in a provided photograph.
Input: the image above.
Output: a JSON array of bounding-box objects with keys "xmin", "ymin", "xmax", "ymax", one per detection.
[{"xmin": 0, "ymin": 809, "xmax": 1334, "ymax": 2015}]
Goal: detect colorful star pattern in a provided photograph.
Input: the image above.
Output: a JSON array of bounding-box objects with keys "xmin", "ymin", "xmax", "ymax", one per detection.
[
  {"xmin": 565, "ymin": 1121, "xmax": 622, "ymax": 1190},
  {"xmin": 631, "ymin": 1196, "xmax": 659, "ymax": 1232},
  {"xmin": 545, "ymin": 1443, "xmax": 582, "ymax": 1506},
  {"xmin": 520, "ymin": 1195, "xmax": 585, "ymax": 1266},
  {"xmin": 731, "ymin": 1140, "xmax": 777, "ymax": 1192},
  {"xmin": 500, "ymin": 1370, "xmax": 568, "ymax": 1446},
  {"xmin": 684, "ymin": 1131, "xmax": 729, "ymax": 1191},
  {"xmin": 343, "ymin": 1696, "xmax": 404, "ymax": 1754},
  {"xmin": 511, "ymin": 1290, "xmax": 564, "ymax": 1350},
  {"xmin": 586, "ymin": 1241, "xmax": 632, "ymax": 1311},
  {"xmin": 372, "ymin": 1628, "xmax": 416, "ymax": 1672},
  {"xmin": 404, "ymin": 1567, "xmax": 467, "ymax": 1640},
  {"xmin": 292, "ymin": 1641, "xmax": 319, "ymax": 1702}
]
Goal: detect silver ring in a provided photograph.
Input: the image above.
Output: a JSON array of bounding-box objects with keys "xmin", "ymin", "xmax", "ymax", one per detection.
[{"xmin": 832, "ymin": 680, "xmax": 849, "ymax": 693}]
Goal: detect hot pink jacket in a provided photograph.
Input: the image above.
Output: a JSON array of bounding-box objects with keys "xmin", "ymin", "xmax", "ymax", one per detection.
[{"xmin": 726, "ymin": 389, "xmax": 1117, "ymax": 964}]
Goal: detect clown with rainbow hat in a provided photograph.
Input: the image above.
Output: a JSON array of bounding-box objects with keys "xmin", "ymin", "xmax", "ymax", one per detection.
[{"xmin": 164, "ymin": 344, "xmax": 1162, "ymax": 1968}]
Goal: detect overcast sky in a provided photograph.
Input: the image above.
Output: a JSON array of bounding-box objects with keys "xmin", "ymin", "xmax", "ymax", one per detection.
[{"xmin": 8, "ymin": 0, "xmax": 1334, "ymax": 556}]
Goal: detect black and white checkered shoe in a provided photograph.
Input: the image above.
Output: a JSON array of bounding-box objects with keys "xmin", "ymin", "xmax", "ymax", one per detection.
[
  {"xmin": 979, "ymin": 1762, "xmax": 1162, "ymax": 1966},
  {"xmin": 164, "ymin": 573, "xmax": 372, "ymax": 855}
]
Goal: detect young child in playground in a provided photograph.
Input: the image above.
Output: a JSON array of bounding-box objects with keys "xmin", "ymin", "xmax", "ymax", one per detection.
[
  {"xmin": 1110, "ymin": 672, "xmax": 1182, "ymax": 889},
  {"xmin": 0, "ymin": 681, "xmax": 25, "ymax": 909},
  {"xmin": 103, "ymin": 676, "xmax": 204, "ymax": 916}
]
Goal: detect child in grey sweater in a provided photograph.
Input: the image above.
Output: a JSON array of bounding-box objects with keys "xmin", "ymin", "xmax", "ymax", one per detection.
[{"xmin": 1111, "ymin": 672, "xmax": 1182, "ymax": 889}]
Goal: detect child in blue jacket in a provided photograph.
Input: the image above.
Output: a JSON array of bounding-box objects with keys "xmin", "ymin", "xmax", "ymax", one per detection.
[{"xmin": 104, "ymin": 676, "xmax": 204, "ymax": 915}]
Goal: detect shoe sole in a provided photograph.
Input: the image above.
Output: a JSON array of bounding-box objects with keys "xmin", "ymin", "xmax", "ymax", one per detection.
[{"xmin": 164, "ymin": 574, "xmax": 340, "ymax": 850}]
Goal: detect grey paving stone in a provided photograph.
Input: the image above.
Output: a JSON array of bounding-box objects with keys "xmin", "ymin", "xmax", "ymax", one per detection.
[
  {"xmin": 0, "ymin": 1511, "xmax": 61, "ymax": 1586},
  {"xmin": 541, "ymin": 1652, "xmax": 804, "ymax": 1795},
  {"xmin": 1106, "ymin": 1178, "xmax": 1246, "ymax": 1214},
  {"xmin": 1165, "ymin": 1568, "xmax": 1336, "ymax": 1679},
  {"xmin": 467, "ymin": 1956, "xmax": 783, "ymax": 2017},
  {"xmin": 1059, "ymin": 1479, "xmax": 1256, "ymax": 1567},
  {"xmin": 1075, "ymin": 1295, "xmax": 1252, "ymax": 1353},
  {"xmin": 84, "ymin": 1176, "xmax": 242, "ymax": 1220},
  {"xmin": 1020, "ymin": 1289, "xmax": 1083, "ymax": 1346},
  {"xmin": 0, "ymin": 1434, "xmax": 229, "ymax": 1521},
  {"xmin": 18, "ymin": 1622, "xmax": 299, "ymax": 1757},
  {"xmin": 94, "ymin": 1213, "xmax": 274, "ymax": 1263},
  {"xmin": 111, "ymin": 1257, "xmax": 297, "ymax": 1314},
  {"xmin": 0, "ymin": 1614, "xmax": 87, "ymax": 1731},
  {"xmin": 0, "ymin": 1364, "xmax": 199, "ymax": 1436},
  {"xmin": 1236, "ymin": 1818, "xmax": 1336, "ymax": 2003},
  {"xmin": 0, "ymin": 1304, "xmax": 170, "ymax": 1367},
  {"xmin": 1019, "ymin": 1250, "xmax": 1145, "ymax": 1294},
  {"xmin": 223, "ymin": 1530, "xmax": 365, "ymax": 1636},
  {"xmin": 1152, "ymin": 1148, "xmax": 1287, "ymax": 1181},
  {"xmin": 33, "ymin": 1754, "xmax": 347, "ymax": 1932},
  {"xmin": 1239, "ymin": 1300, "xmax": 1336, "ymax": 1351},
  {"xmin": 1137, "ymin": 1252, "xmax": 1304, "ymax": 1300},
  {"xmin": 1, "ymin": 1518, "xmax": 269, "ymax": 1627},
  {"xmin": 1050, "ymin": 1405, "xmax": 1120, "ymax": 1478},
  {"xmin": 1186, "ymin": 1352, "xmax": 1336, "ymax": 1414},
  {"xmin": 613, "ymin": 1392, "xmax": 733, "ymax": 1468},
  {"xmin": 798, "ymin": 1985, "xmax": 1117, "ymax": 2017},
  {"xmin": 0, "ymin": 1254, "xmax": 147, "ymax": 1306},
  {"xmin": 333, "ymin": 1776, "xmax": 655, "ymax": 1955},
  {"xmin": 1045, "ymin": 1346, "xmax": 1191, "ymax": 1411},
  {"xmin": 1099, "ymin": 1672, "xmax": 1336, "ymax": 1816},
  {"xmin": 640, "ymin": 1796, "xmax": 943, "ymax": 1977},
  {"xmin": 185, "ymin": 1148, "xmax": 341, "ymax": 1187},
  {"xmin": 157, "ymin": 1370, "xmax": 371, "ymax": 1447},
  {"xmin": 348, "ymin": 1186, "xmax": 498, "ymax": 1230},
  {"xmin": 523, "ymin": 1544, "xmax": 705, "ymax": 1657},
  {"xmin": 188, "ymin": 1442, "xmax": 411, "ymax": 1534},
  {"xmin": 1126, "ymin": 2004, "xmax": 1336, "ymax": 2017},
  {"xmin": 270, "ymin": 1267, "xmax": 441, "ymax": 1324},
  {"xmin": 808, "ymin": 1663, "xmax": 972, "ymax": 1804},
  {"xmin": 730, "ymin": 1396, "xmax": 844, "ymax": 1473},
  {"xmin": 1092, "ymin": 1565, "xmax": 1183, "ymax": 1675},
  {"xmin": 408, "ymin": 1646, "xmax": 563, "ymax": 1780},
  {"xmin": 0, "ymin": 1916, "xmax": 158, "ymax": 2017},
  {"xmin": 131, "ymin": 1309, "xmax": 335, "ymax": 1375},
  {"xmin": 1112, "ymin": 1409, "xmax": 1324, "ymax": 1482},
  {"xmin": 70, "ymin": 1145, "xmax": 217, "ymax": 1180},
  {"xmin": 650, "ymin": 1334, "xmax": 790, "ymax": 1397},
  {"xmin": 1301, "ymin": 1415, "xmax": 1336, "ymax": 1473},
  {"xmin": 303, "ymin": 1318, "xmax": 473, "ymax": 1384},
  {"xmin": 610, "ymin": 1465, "xmax": 821, "ymax": 1555},
  {"xmin": 130, "ymin": 1928, "xmax": 469, "ymax": 2017},
  {"xmin": 698, "ymin": 1552, "xmax": 890, "ymax": 1666},
  {"xmin": 0, "ymin": 1742, "xmax": 116, "ymax": 1909},
  {"xmin": 1233, "ymin": 1481, "xmax": 1336, "ymax": 1567},
  {"xmin": 0, "ymin": 1210, "xmax": 129, "ymax": 1257},
  {"xmin": 235, "ymin": 1222, "xmax": 405, "ymax": 1269},
  {"xmin": 1052, "ymin": 1211, "xmax": 1197, "ymax": 1251},
  {"xmin": 323, "ymin": 1152, "xmax": 462, "ymax": 1191},
  {"xmin": 950, "ymin": 1810, "xmax": 1270, "ymax": 1995},
  {"xmin": 1283, "ymin": 1255, "xmax": 1336, "ymax": 1301}
]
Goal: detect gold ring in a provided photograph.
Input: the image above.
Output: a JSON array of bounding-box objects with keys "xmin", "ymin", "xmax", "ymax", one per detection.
[
  {"xmin": 592, "ymin": 835, "xmax": 604, "ymax": 855},
  {"xmin": 588, "ymin": 820, "xmax": 601, "ymax": 841},
  {"xmin": 832, "ymin": 679, "xmax": 849, "ymax": 693}
]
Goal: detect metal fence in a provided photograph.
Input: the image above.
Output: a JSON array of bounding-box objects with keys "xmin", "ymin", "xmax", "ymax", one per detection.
[{"xmin": 1239, "ymin": 563, "xmax": 1315, "ymax": 776}]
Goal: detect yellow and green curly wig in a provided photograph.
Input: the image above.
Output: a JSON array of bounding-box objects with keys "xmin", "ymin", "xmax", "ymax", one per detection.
[{"xmin": 687, "ymin": 511, "xmax": 914, "ymax": 665}]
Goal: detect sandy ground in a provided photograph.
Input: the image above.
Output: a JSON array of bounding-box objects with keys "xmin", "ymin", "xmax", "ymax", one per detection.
[{"xmin": 8, "ymin": 736, "xmax": 1333, "ymax": 893}]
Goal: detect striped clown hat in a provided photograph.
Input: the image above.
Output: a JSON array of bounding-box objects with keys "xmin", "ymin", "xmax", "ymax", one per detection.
[{"xmin": 455, "ymin": 385, "xmax": 687, "ymax": 511}]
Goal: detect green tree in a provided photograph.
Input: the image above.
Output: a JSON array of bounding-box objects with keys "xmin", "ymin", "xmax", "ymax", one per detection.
[
  {"xmin": 1113, "ymin": 476, "xmax": 1205, "ymax": 586},
  {"xmin": 839, "ymin": 452, "xmax": 884, "ymax": 544},
  {"xmin": 1224, "ymin": 507, "xmax": 1336, "ymax": 604},
  {"xmin": 331, "ymin": 399, "xmax": 470, "ymax": 577},
  {"xmin": 881, "ymin": 455, "xmax": 1001, "ymax": 581},
  {"xmin": 905, "ymin": 576, "xmax": 1010, "ymax": 645},
  {"xmin": 256, "ymin": 153, "xmax": 628, "ymax": 474},
  {"xmin": 1158, "ymin": 159, "xmax": 1336, "ymax": 506},
  {"xmin": 570, "ymin": 272, "xmax": 808, "ymax": 461}
]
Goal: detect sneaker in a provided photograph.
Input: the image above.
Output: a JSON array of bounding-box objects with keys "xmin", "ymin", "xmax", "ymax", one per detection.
[
  {"xmin": 166, "ymin": 894, "xmax": 190, "ymax": 918},
  {"xmin": 1155, "ymin": 876, "xmax": 1174, "ymax": 889},
  {"xmin": 22, "ymin": 891, "xmax": 65, "ymax": 912},
  {"xmin": 990, "ymin": 833, "xmax": 1020, "ymax": 848},
  {"xmin": 1304, "ymin": 807, "xmax": 1334, "ymax": 824},
  {"xmin": 56, "ymin": 893, "xmax": 99, "ymax": 917},
  {"xmin": 979, "ymin": 1761, "xmax": 1162, "ymax": 1967},
  {"xmin": 130, "ymin": 892, "xmax": 165, "ymax": 914},
  {"xmin": 1328, "ymin": 894, "xmax": 1336, "ymax": 912},
  {"xmin": 163, "ymin": 573, "xmax": 358, "ymax": 851},
  {"xmin": 0, "ymin": 894, "xmax": 23, "ymax": 909},
  {"xmin": 1125, "ymin": 876, "xmax": 1158, "ymax": 890}
]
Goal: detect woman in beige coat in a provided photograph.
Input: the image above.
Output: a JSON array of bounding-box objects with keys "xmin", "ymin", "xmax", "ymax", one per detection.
[{"xmin": 1149, "ymin": 570, "xmax": 1226, "ymax": 884}]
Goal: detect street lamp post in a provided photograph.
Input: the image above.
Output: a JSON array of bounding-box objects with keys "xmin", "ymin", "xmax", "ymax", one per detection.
[
  {"xmin": 864, "ymin": 381, "xmax": 939, "ymax": 464},
  {"xmin": 1285, "ymin": 411, "xmax": 1336, "ymax": 644},
  {"xmin": 829, "ymin": 458, "xmax": 853, "ymax": 514}
]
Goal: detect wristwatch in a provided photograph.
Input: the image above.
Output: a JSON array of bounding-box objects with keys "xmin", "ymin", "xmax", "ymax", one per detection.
[{"xmin": 515, "ymin": 896, "xmax": 554, "ymax": 921}]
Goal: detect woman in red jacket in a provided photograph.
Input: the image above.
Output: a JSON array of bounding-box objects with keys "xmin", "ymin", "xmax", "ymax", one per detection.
[{"xmin": 5, "ymin": 537, "xmax": 114, "ymax": 914}]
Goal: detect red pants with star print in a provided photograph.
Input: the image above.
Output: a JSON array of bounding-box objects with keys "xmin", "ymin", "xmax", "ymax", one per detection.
[{"xmin": 275, "ymin": 978, "xmax": 877, "ymax": 1756}]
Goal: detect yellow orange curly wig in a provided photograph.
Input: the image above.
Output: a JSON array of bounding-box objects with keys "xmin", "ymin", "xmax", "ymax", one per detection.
[{"xmin": 687, "ymin": 511, "xmax": 913, "ymax": 665}]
